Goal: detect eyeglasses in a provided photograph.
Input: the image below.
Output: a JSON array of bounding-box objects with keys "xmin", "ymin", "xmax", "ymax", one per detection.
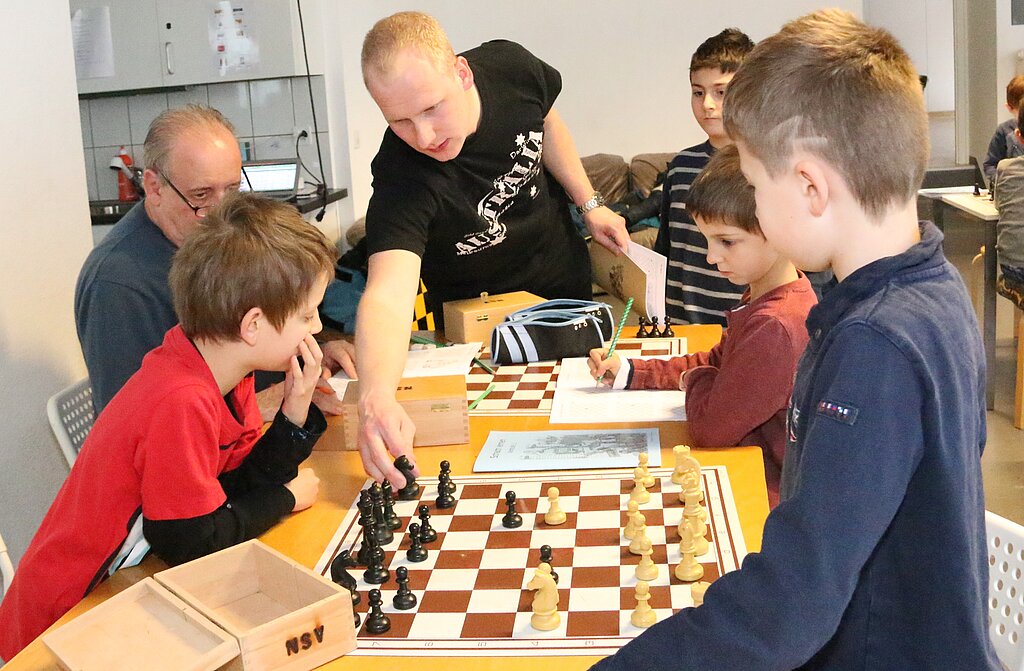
[{"xmin": 158, "ymin": 172, "xmax": 214, "ymax": 218}]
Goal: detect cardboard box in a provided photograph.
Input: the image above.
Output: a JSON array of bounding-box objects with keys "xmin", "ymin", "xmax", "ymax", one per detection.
[
  {"xmin": 155, "ymin": 540, "xmax": 355, "ymax": 671},
  {"xmin": 442, "ymin": 291, "xmax": 545, "ymax": 344},
  {"xmin": 335, "ymin": 375, "xmax": 469, "ymax": 450},
  {"xmin": 43, "ymin": 577, "xmax": 239, "ymax": 671}
]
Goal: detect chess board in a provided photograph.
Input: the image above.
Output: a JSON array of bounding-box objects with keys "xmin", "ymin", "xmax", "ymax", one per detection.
[
  {"xmin": 314, "ymin": 466, "xmax": 745, "ymax": 657},
  {"xmin": 465, "ymin": 338, "xmax": 688, "ymax": 416}
]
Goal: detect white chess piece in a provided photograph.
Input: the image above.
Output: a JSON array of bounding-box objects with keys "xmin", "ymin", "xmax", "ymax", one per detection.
[
  {"xmin": 623, "ymin": 499, "xmax": 640, "ymax": 540},
  {"xmin": 681, "ymin": 512, "xmax": 710, "ymax": 557},
  {"xmin": 630, "ymin": 467, "xmax": 650, "ymax": 504},
  {"xmin": 675, "ymin": 524, "xmax": 705, "ymax": 582},
  {"xmin": 691, "ymin": 581, "xmax": 711, "ymax": 607},
  {"xmin": 638, "ymin": 452, "xmax": 656, "ymax": 488},
  {"xmin": 527, "ymin": 562, "xmax": 560, "ymax": 631},
  {"xmin": 544, "ymin": 486, "xmax": 567, "ymax": 525},
  {"xmin": 671, "ymin": 444, "xmax": 691, "ymax": 485},
  {"xmin": 631, "ymin": 580, "xmax": 657, "ymax": 628},
  {"xmin": 629, "ymin": 521, "xmax": 649, "ymax": 555},
  {"xmin": 635, "ymin": 535, "xmax": 659, "ymax": 581}
]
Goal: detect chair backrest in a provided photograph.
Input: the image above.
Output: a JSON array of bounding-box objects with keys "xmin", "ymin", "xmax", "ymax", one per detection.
[
  {"xmin": 0, "ymin": 529, "xmax": 13, "ymax": 600},
  {"xmin": 46, "ymin": 378, "xmax": 95, "ymax": 469},
  {"xmin": 986, "ymin": 510, "xmax": 1024, "ymax": 671}
]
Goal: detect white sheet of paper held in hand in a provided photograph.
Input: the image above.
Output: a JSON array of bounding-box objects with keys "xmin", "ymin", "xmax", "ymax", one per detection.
[
  {"xmin": 549, "ymin": 357, "xmax": 687, "ymax": 424},
  {"xmin": 327, "ymin": 342, "xmax": 484, "ymax": 399},
  {"xmin": 474, "ymin": 428, "xmax": 661, "ymax": 472}
]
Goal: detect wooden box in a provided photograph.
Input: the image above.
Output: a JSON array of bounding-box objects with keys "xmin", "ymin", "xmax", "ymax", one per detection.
[
  {"xmin": 335, "ymin": 374, "xmax": 469, "ymax": 450},
  {"xmin": 154, "ymin": 540, "xmax": 355, "ymax": 671},
  {"xmin": 42, "ymin": 577, "xmax": 239, "ymax": 671},
  {"xmin": 442, "ymin": 291, "xmax": 545, "ymax": 344}
]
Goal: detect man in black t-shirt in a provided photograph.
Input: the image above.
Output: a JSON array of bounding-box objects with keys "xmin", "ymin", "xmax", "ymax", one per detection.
[{"xmin": 356, "ymin": 12, "xmax": 629, "ymax": 487}]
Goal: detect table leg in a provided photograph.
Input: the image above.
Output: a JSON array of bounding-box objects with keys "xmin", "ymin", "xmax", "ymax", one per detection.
[{"xmin": 984, "ymin": 224, "xmax": 997, "ymax": 410}]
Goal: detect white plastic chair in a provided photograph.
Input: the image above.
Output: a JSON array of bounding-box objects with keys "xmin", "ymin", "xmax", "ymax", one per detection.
[
  {"xmin": 46, "ymin": 378, "xmax": 95, "ymax": 468},
  {"xmin": 986, "ymin": 510, "xmax": 1024, "ymax": 671},
  {"xmin": 0, "ymin": 530, "xmax": 13, "ymax": 600}
]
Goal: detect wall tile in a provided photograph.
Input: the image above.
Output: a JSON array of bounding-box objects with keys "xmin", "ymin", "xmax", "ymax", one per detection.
[
  {"xmin": 93, "ymin": 146, "xmax": 121, "ymax": 200},
  {"xmin": 208, "ymin": 81, "xmax": 253, "ymax": 136},
  {"xmin": 128, "ymin": 92, "xmax": 169, "ymax": 145},
  {"xmin": 252, "ymin": 134, "xmax": 295, "ymax": 160},
  {"xmin": 79, "ymin": 99, "xmax": 92, "ymax": 148},
  {"xmin": 250, "ymin": 78, "xmax": 294, "ymax": 136},
  {"xmin": 291, "ymin": 75, "xmax": 327, "ymax": 133},
  {"xmin": 89, "ymin": 97, "xmax": 131, "ymax": 148},
  {"xmin": 296, "ymin": 131, "xmax": 333, "ymax": 189},
  {"xmin": 83, "ymin": 148, "xmax": 98, "ymax": 201},
  {"xmin": 167, "ymin": 85, "xmax": 209, "ymax": 109}
]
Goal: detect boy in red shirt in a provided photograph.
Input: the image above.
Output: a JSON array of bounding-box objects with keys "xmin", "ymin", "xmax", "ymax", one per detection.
[
  {"xmin": 0, "ymin": 193, "xmax": 335, "ymax": 661},
  {"xmin": 589, "ymin": 145, "xmax": 816, "ymax": 506}
]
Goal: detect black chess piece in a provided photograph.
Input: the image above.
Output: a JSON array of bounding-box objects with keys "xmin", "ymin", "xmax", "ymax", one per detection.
[
  {"xmin": 502, "ymin": 491, "xmax": 523, "ymax": 528},
  {"xmin": 381, "ymin": 481, "xmax": 402, "ymax": 531},
  {"xmin": 648, "ymin": 316, "xmax": 662, "ymax": 338},
  {"xmin": 417, "ymin": 505, "xmax": 438, "ymax": 543},
  {"xmin": 439, "ymin": 460, "xmax": 456, "ymax": 494},
  {"xmin": 329, "ymin": 551, "xmax": 361, "ymax": 605},
  {"xmin": 353, "ymin": 609, "xmax": 361, "ymax": 630},
  {"xmin": 636, "ymin": 315, "xmax": 650, "ymax": 339},
  {"xmin": 355, "ymin": 490, "xmax": 375, "ymax": 566},
  {"xmin": 406, "ymin": 523, "xmax": 428, "ymax": 562},
  {"xmin": 392, "ymin": 566, "xmax": 418, "ymax": 610},
  {"xmin": 662, "ymin": 316, "xmax": 675, "ymax": 338},
  {"xmin": 370, "ymin": 483, "xmax": 394, "ymax": 546},
  {"xmin": 395, "ymin": 455, "xmax": 421, "ymax": 500},
  {"xmin": 364, "ymin": 589, "xmax": 391, "ymax": 635},
  {"xmin": 539, "ymin": 544, "xmax": 558, "ymax": 584},
  {"xmin": 435, "ymin": 472, "xmax": 455, "ymax": 509},
  {"xmin": 361, "ymin": 532, "xmax": 390, "ymax": 585}
]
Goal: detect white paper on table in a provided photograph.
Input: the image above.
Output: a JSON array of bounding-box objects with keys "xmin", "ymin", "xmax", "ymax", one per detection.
[
  {"xmin": 549, "ymin": 357, "xmax": 687, "ymax": 424},
  {"xmin": 626, "ymin": 241, "xmax": 667, "ymax": 320},
  {"xmin": 474, "ymin": 428, "xmax": 661, "ymax": 472},
  {"xmin": 71, "ymin": 7, "xmax": 115, "ymax": 80},
  {"xmin": 330, "ymin": 342, "xmax": 483, "ymax": 383}
]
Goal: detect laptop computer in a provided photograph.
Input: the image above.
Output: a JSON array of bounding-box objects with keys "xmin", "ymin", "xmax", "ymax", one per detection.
[{"xmin": 240, "ymin": 159, "xmax": 301, "ymax": 199}]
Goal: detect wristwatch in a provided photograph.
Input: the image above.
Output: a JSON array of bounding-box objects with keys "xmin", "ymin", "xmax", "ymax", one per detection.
[{"xmin": 576, "ymin": 191, "xmax": 606, "ymax": 216}]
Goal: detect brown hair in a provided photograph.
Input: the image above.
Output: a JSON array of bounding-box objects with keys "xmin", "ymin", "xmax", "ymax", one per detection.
[
  {"xmin": 687, "ymin": 144, "xmax": 760, "ymax": 236},
  {"xmin": 690, "ymin": 28, "xmax": 755, "ymax": 75},
  {"xmin": 1007, "ymin": 75, "xmax": 1024, "ymax": 109},
  {"xmin": 723, "ymin": 9, "xmax": 928, "ymax": 220},
  {"xmin": 170, "ymin": 192, "xmax": 336, "ymax": 342},
  {"xmin": 143, "ymin": 104, "xmax": 235, "ymax": 175},
  {"xmin": 361, "ymin": 11, "xmax": 455, "ymax": 85}
]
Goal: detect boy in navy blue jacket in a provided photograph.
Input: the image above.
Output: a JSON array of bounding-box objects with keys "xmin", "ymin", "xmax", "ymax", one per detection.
[{"xmin": 592, "ymin": 10, "xmax": 1001, "ymax": 670}]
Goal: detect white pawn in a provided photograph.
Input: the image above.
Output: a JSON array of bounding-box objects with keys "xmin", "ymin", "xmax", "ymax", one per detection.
[
  {"xmin": 630, "ymin": 467, "xmax": 650, "ymax": 505},
  {"xmin": 631, "ymin": 581, "xmax": 657, "ymax": 628},
  {"xmin": 671, "ymin": 444, "xmax": 691, "ymax": 485},
  {"xmin": 690, "ymin": 581, "xmax": 711, "ymax": 607},
  {"xmin": 638, "ymin": 452, "xmax": 656, "ymax": 488},
  {"xmin": 623, "ymin": 500, "xmax": 640, "ymax": 540},
  {"xmin": 675, "ymin": 524, "xmax": 705, "ymax": 582},
  {"xmin": 629, "ymin": 521, "xmax": 649, "ymax": 555},
  {"xmin": 544, "ymin": 486, "xmax": 566, "ymax": 525},
  {"xmin": 635, "ymin": 535, "xmax": 659, "ymax": 581}
]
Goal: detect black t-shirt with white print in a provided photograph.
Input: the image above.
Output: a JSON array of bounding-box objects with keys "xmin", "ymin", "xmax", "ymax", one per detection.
[{"xmin": 365, "ymin": 40, "xmax": 592, "ymax": 325}]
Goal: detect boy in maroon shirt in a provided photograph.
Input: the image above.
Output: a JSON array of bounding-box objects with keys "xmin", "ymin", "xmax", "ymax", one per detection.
[{"xmin": 589, "ymin": 145, "xmax": 816, "ymax": 506}]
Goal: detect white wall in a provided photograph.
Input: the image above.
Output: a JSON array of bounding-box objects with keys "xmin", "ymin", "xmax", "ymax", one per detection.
[
  {"xmin": 0, "ymin": 3, "xmax": 94, "ymax": 565},
  {"xmin": 335, "ymin": 1, "xmax": 863, "ymax": 219},
  {"xmin": 997, "ymin": 0, "xmax": 1024, "ymax": 121}
]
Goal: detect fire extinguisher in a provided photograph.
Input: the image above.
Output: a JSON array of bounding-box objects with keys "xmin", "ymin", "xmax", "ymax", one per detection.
[{"xmin": 113, "ymin": 146, "xmax": 139, "ymax": 202}]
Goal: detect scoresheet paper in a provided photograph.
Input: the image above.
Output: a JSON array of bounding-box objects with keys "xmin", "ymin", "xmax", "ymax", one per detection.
[
  {"xmin": 474, "ymin": 428, "xmax": 661, "ymax": 472},
  {"xmin": 549, "ymin": 357, "xmax": 687, "ymax": 424}
]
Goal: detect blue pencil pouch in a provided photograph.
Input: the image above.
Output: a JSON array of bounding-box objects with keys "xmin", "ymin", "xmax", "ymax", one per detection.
[{"xmin": 490, "ymin": 311, "xmax": 605, "ymax": 365}]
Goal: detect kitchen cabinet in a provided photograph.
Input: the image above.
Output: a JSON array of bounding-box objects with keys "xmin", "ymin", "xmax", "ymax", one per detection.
[{"xmin": 73, "ymin": 0, "xmax": 322, "ymax": 94}]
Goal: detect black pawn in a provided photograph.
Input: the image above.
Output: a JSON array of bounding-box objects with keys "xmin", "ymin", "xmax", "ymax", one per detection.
[
  {"xmin": 440, "ymin": 460, "xmax": 456, "ymax": 494},
  {"xmin": 393, "ymin": 566, "xmax": 417, "ymax": 610},
  {"xmin": 395, "ymin": 455, "xmax": 421, "ymax": 500},
  {"xmin": 364, "ymin": 589, "xmax": 391, "ymax": 635},
  {"xmin": 329, "ymin": 551, "xmax": 361, "ymax": 606},
  {"xmin": 635, "ymin": 316, "xmax": 649, "ymax": 338},
  {"xmin": 539, "ymin": 544, "xmax": 558, "ymax": 584},
  {"xmin": 381, "ymin": 481, "xmax": 401, "ymax": 531},
  {"xmin": 663, "ymin": 316, "xmax": 675, "ymax": 338},
  {"xmin": 406, "ymin": 523, "xmax": 428, "ymax": 562},
  {"xmin": 435, "ymin": 473, "xmax": 455, "ymax": 509},
  {"xmin": 417, "ymin": 505, "xmax": 438, "ymax": 543},
  {"xmin": 502, "ymin": 491, "xmax": 523, "ymax": 528},
  {"xmin": 648, "ymin": 316, "xmax": 662, "ymax": 338}
]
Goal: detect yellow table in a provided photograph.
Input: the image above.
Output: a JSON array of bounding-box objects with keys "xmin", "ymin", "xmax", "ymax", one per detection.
[{"xmin": 6, "ymin": 325, "xmax": 770, "ymax": 671}]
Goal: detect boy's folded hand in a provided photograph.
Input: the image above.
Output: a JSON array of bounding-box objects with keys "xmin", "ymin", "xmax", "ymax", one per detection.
[
  {"xmin": 282, "ymin": 334, "xmax": 325, "ymax": 426},
  {"xmin": 285, "ymin": 467, "xmax": 320, "ymax": 512},
  {"xmin": 587, "ymin": 348, "xmax": 621, "ymax": 386}
]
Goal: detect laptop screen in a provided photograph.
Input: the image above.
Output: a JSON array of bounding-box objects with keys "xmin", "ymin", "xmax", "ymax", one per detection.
[{"xmin": 240, "ymin": 160, "xmax": 299, "ymax": 194}]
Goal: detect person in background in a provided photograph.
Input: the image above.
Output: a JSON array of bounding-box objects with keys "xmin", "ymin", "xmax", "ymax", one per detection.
[
  {"xmin": 74, "ymin": 105, "xmax": 354, "ymax": 418},
  {"xmin": 355, "ymin": 12, "xmax": 629, "ymax": 487},
  {"xmin": 984, "ymin": 75, "xmax": 1024, "ymax": 183},
  {"xmin": 993, "ymin": 103, "xmax": 1024, "ymax": 289},
  {"xmin": 0, "ymin": 193, "xmax": 332, "ymax": 660},
  {"xmin": 590, "ymin": 145, "xmax": 816, "ymax": 507}
]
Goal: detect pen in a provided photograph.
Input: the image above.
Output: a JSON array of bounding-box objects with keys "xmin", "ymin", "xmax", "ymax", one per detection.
[
  {"xmin": 468, "ymin": 382, "xmax": 496, "ymax": 410},
  {"xmin": 473, "ymin": 357, "xmax": 496, "ymax": 375},
  {"xmin": 410, "ymin": 334, "xmax": 448, "ymax": 347},
  {"xmin": 605, "ymin": 297, "xmax": 633, "ymax": 360}
]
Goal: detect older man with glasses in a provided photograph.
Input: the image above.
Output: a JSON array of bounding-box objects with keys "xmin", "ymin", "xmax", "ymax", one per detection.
[{"xmin": 75, "ymin": 105, "xmax": 354, "ymax": 416}]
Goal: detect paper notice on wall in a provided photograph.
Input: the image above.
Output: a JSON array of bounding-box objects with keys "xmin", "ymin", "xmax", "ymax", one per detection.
[
  {"xmin": 211, "ymin": 1, "xmax": 259, "ymax": 76},
  {"xmin": 71, "ymin": 7, "xmax": 115, "ymax": 80}
]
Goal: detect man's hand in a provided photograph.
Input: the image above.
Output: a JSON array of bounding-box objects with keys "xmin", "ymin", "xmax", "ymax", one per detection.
[
  {"xmin": 284, "ymin": 467, "xmax": 320, "ymax": 512},
  {"xmin": 281, "ymin": 334, "xmax": 324, "ymax": 427},
  {"xmin": 585, "ymin": 207, "xmax": 630, "ymax": 254},
  {"xmin": 322, "ymin": 339, "xmax": 357, "ymax": 378},
  {"xmin": 587, "ymin": 348, "xmax": 622, "ymax": 386},
  {"xmin": 357, "ymin": 391, "xmax": 418, "ymax": 489}
]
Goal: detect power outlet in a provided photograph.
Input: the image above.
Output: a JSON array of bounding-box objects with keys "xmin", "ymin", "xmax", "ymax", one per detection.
[{"xmin": 293, "ymin": 126, "xmax": 313, "ymax": 144}]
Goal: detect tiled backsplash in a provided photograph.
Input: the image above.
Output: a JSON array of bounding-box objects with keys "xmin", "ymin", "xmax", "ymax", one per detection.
[{"xmin": 81, "ymin": 75, "xmax": 333, "ymax": 201}]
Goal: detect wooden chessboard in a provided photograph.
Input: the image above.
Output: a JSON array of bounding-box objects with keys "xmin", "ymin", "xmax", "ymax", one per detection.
[
  {"xmin": 465, "ymin": 338, "xmax": 688, "ymax": 416},
  {"xmin": 314, "ymin": 466, "xmax": 745, "ymax": 657}
]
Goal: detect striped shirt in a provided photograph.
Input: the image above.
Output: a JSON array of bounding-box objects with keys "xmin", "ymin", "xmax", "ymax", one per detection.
[{"xmin": 654, "ymin": 141, "xmax": 744, "ymax": 325}]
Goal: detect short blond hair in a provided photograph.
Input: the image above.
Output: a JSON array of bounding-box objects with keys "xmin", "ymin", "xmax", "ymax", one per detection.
[
  {"xmin": 361, "ymin": 11, "xmax": 455, "ymax": 85},
  {"xmin": 1007, "ymin": 75, "xmax": 1024, "ymax": 109},
  {"xmin": 170, "ymin": 192, "xmax": 335, "ymax": 342},
  {"xmin": 143, "ymin": 104, "xmax": 234, "ymax": 175},
  {"xmin": 723, "ymin": 9, "xmax": 928, "ymax": 220}
]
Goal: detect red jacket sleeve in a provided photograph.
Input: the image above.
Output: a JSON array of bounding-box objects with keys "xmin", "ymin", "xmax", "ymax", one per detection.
[{"xmin": 627, "ymin": 347, "xmax": 717, "ymax": 390}]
